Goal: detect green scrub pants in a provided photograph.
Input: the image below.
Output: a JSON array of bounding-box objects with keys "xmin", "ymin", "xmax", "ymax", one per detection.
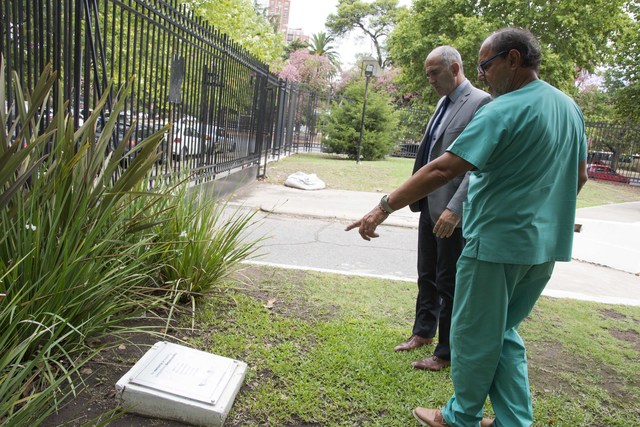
[{"xmin": 441, "ymin": 256, "xmax": 555, "ymax": 427}]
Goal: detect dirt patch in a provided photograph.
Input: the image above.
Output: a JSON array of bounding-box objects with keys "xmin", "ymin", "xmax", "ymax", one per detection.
[
  {"xmin": 528, "ymin": 340, "xmax": 633, "ymax": 401},
  {"xmin": 259, "ymin": 169, "xmax": 292, "ymax": 187},
  {"xmin": 528, "ymin": 340, "xmax": 584, "ymax": 398},
  {"xmin": 609, "ymin": 328, "xmax": 640, "ymax": 353},
  {"xmin": 601, "ymin": 308, "xmax": 628, "ymax": 320},
  {"xmin": 41, "ymin": 315, "xmax": 188, "ymax": 427}
]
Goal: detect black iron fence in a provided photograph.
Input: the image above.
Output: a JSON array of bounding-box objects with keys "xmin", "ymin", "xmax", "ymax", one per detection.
[
  {"xmin": 390, "ymin": 120, "xmax": 640, "ymax": 186},
  {"xmin": 2, "ymin": 1, "xmax": 638, "ymax": 187},
  {"xmin": 585, "ymin": 122, "xmax": 640, "ymax": 185},
  {"xmin": 1, "ymin": 0, "xmax": 329, "ymax": 184}
]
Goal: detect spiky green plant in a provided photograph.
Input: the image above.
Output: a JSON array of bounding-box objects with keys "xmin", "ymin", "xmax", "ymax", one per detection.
[
  {"xmin": 0, "ymin": 52, "xmax": 264, "ymax": 423},
  {"xmin": 152, "ymin": 180, "xmax": 264, "ymax": 327},
  {"xmin": 0, "ymin": 57, "xmax": 171, "ymax": 423}
]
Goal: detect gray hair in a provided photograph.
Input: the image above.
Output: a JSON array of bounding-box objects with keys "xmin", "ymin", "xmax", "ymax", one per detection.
[
  {"xmin": 424, "ymin": 45, "xmax": 464, "ymax": 73},
  {"xmin": 439, "ymin": 46, "xmax": 463, "ymax": 70},
  {"xmin": 489, "ymin": 28, "xmax": 542, "ymax": 71}
]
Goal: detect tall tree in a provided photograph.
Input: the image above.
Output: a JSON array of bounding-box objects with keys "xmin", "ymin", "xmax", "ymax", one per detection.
[
  {"xmin": 326, "ymin": 0, "xmax": 405, "ymax": 68},
  {"xmin": 609, "ymin": 1, "xmax": 640, "ymax": 123},
  {"xmin": 308, "ymin": 32, "xmax": 341, "ymax": 70},
  {"xmin": 388, "ymin": 0, "xmax": 628, "ymax": 107},
  {"xmin": 182, "ymin": 0, "xmax": 285, "ymax": 65}
]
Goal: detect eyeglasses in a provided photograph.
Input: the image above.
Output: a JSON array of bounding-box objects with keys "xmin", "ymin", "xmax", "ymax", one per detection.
[{"xmin": 477, "ymin": 50, "xmax": 508, "ymax": 75}]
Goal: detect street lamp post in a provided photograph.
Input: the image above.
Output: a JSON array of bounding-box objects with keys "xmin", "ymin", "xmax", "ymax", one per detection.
[{"xmin": 356, "ymin": 63, "xmax": 375, "ymax": 164}]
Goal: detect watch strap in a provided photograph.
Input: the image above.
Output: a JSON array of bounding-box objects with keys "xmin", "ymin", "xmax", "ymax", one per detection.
[{"xmin": 379, "ymin": 194, "xmax": 395, "ymax": 214}]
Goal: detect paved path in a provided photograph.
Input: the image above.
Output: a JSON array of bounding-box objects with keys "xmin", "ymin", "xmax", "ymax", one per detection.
[{"xmin": 229, "ymin": 183, "xmax": 640, "ymax": 306}]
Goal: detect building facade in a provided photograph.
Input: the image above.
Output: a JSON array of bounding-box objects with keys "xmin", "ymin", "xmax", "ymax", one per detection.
[
  {"xmin": 286, "ymin": 27, "xmax": 309, "ymax": 43},
  {"xmin": 267, "ymin": 0, "xmax": 291, "ymax": 33}
]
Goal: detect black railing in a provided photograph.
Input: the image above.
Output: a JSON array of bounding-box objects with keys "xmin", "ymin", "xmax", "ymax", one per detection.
[
  {"xmin": 1, "ymin": 0, "xmax": 327, "ymax": 184},
  {"xmin": 585, "ymin": 122, "xmax": 640, "ymax": 185},
  {"xmin": 5, "ymin": 1, "xmax": 637, "ymax": 187},
  {"xmin": 390, "ymin": 118, "xmax": 640, "ymax": 186}
]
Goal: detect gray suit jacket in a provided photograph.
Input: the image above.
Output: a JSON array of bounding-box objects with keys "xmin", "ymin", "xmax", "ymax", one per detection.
[{"xmin": 409, "ymin": 82, "xmax": 491, "ymax": 224}]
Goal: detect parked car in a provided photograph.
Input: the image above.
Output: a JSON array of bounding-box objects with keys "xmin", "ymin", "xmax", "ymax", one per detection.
[
  {"xmin": 213, "ymin": 127, "xmax": 237, "ymax": 154},
  {"xmin": 586, "ymin": 163, "xmax": 630, "ymax": 184},
  {"xmin": 171, "ymin": 119, "xmax": 205, "ymax": 160},
  {"xmin": 620, "ymin": 154, "xmax": 640, "ymax": 164},
  {"xmin": 587, "ymin": 151, "xmax": 613, "ymax": 164},
  {"xmin": 171, "ymin": 118, "xmax": 233, "ymax": 160}
]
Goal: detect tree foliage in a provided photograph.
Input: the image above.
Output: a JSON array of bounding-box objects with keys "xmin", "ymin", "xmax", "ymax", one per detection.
[
  {"xmin": 574, "ymin": 2, "xmax": 640, "ymax": 125},
  {"xmin": 326, "ymin": 0, "xmax": 406, "ymax": 68},
  {"xmin": 278, "ymin": 50, "xmax": 334, "ymax": 93},
  {"xmin": 574, "ymin": 88, "xmax": 616, "ymax": 124},
  {"xmin": 609, "ymin": 1, "xmax": 640, "ymax": 123},
  {"xmin": 395, "ymin": 107, "xmax": 430, "ymax": 144},
  {"xmin": 284, "ymin": 39, "xmax": 309, "ymax": 60},
  {"xmin": 308, "ymin": 32, "xmax": 341, "ymax": 71},
  {"xmin": 320, "ymin": 80, "xmax": 398, "ymax": 160},
  {"xmin": 388, "ymin": 0, "xmax": 629, "ymax": 108},
  {"xmin": 182, "ymin": 0, "xmax": 285, "ymax": 65}
]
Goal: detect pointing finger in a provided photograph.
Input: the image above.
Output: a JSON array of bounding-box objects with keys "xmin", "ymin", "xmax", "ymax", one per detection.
[{"xmin": 345, "ymin": 220, "xmax": 361, "ymax": 231}]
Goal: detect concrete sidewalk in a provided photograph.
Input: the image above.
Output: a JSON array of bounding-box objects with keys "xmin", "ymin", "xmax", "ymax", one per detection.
[{"xmin": 229, "ymin": 183, "xmax": 640, "ymax": 306}]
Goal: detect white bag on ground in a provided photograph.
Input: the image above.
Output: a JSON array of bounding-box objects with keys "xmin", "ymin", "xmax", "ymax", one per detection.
[{"xmin": 284, "ymin": 172, "xmax": 326, "ymax": 190}]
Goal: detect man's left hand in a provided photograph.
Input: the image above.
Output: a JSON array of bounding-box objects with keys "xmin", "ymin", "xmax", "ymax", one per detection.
[
  {"xmin": 433, "ymin": 208, "xmax": 461, "ymax": 238},
  {"xmin": 345, "ymin": 205, "xmax": 389, "ymax": 241}
]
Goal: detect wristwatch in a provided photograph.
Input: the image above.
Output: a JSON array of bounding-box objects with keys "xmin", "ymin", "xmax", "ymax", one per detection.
[{"xmin": 379, "ymin": 194, "xmax": 395, "ymax": 214}]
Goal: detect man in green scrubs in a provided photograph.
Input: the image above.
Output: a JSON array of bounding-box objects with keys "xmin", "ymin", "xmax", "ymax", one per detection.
[{"xmin": 347, "ymin": 27, "xmax": 588, "ymax": 427}]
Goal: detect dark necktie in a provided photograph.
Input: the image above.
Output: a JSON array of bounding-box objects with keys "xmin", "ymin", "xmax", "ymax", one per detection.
[{"xmin": 422, "ymin": 96, "xmax": 451, "ymax": 165}]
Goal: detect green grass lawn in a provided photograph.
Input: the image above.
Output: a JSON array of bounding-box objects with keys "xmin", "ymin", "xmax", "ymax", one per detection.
[
  {"xmin": 263, "ymin": 152, "xmax": 640, "ymax": 208},
  {"xmin": 188, "ymin": 267, "xmax": 640, "ymax": 427},
  {"xmin": 183, "ymin": 153, "xmax": 640, "ymax": 426},
  {"xmin": 264, "ymin": 153, "xmax": 414, "ymax": 192}
]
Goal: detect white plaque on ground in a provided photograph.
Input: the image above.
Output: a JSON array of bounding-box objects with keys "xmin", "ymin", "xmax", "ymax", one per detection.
[{"xmin": 115, "ymin": 341, "xmax": 247, "ymax": 426}]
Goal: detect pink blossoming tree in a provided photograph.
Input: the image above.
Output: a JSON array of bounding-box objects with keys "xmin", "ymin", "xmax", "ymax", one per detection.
[{"xmin": 278, "ymin": 49, "xmax": 334, "ymax": 93}]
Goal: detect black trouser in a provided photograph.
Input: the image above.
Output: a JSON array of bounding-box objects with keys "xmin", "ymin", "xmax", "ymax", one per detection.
[{"xmin": 413, "ymin": 211, "xmax": 465, "ymax": 360}]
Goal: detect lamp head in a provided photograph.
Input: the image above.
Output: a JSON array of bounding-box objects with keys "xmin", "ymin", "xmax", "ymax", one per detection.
[{"xmin": 365, "ymin": 64, "xmax": 374, "ymax": 77}]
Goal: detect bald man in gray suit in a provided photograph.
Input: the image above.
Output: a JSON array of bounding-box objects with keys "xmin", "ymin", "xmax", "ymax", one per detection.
[{"xmin": 394, "ymin": 46, "xmax": 491, "ymax": 372}]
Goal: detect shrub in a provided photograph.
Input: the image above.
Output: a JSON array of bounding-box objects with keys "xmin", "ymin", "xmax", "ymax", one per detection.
[
  {"xmin": 320, "ymin": 80, "xmax": 399, "ymax": 161},
  {"xmin": 133, "ymin": 177, "xmax": 263, "ymax": 327}
]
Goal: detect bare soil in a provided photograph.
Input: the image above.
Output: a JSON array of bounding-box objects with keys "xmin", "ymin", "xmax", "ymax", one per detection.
[{"xmin": 42, "ymin": 315, "xmax": 189, "ymax": 427}]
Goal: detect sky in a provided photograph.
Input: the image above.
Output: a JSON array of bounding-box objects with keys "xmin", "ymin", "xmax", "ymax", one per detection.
[
  {"xmin": 287, "ymin": 1, "xmax": 355, "ymax": 65},
  {"xmin": 266, "ymin": 0, "xmax": 413, "ymax": 69}
]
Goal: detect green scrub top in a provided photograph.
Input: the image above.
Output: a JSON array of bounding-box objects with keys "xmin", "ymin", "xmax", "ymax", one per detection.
[{"xmin": 448, "ymin": 80, "xmax": 587, "ymax": 265}]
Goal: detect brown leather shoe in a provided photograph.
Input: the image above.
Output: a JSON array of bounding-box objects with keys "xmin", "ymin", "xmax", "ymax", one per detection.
[
  {"xmin": 412, "ymin": 408, "xmax": 494, "ymax": 427},
  {"xmin": 394, "ymin": 335, "xmax": 433, "ymax": 352},
  {"xmin": 412, "ymin": 355, "xmax": 451, "ymax": 371},
  {"xmin": 412, "ymin": 408, "xmax": 448, "ymax": 427}
]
